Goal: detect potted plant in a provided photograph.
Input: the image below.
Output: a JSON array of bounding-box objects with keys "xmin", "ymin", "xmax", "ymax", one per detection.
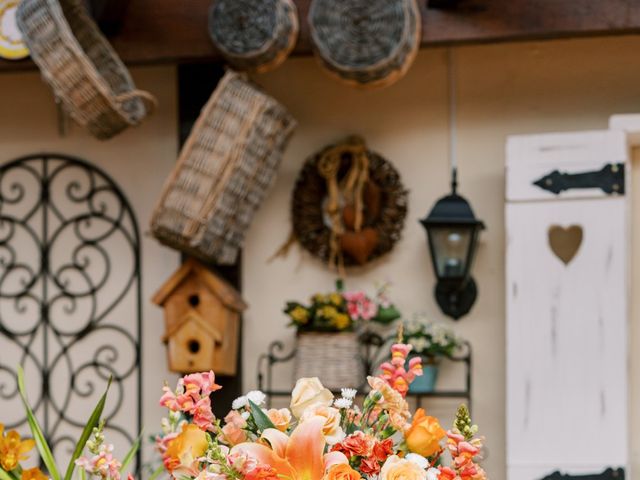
[
  {"xmin": 402, "ymin": 316, "xmax": 462, "ymax": 393},
  {"xmin": 284, "ymin": 280, "xmax": 400, "ymax": 389}
]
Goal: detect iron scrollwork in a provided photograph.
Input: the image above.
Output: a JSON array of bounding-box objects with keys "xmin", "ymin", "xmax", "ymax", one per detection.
[{"xmin": 0, "ymin": 154, "xmax": 142, "ymax": 472}]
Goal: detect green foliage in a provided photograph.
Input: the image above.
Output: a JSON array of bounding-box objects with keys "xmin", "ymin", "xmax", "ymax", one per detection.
[
  {"xmin": 248, "ymin": 400, "xmax": 275, "ymax": 432},
  {"xmin": 453, "ymin": 404, "xmax": 478, "ymax": 440}
]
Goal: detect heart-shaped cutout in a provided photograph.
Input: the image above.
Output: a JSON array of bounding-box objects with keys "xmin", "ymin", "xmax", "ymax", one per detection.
[
  {"xmin": 548, "ymin": 225, "xmax": 583, "ymax": 265},
  {"xmin": 340, "ymin": 228, "xmax": 379, "ymax": 265}
]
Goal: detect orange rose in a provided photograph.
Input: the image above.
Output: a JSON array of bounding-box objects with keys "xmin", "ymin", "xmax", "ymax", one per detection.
[
  {"xmin": 164, "ymin": 424, "xmax": 208, "ymax": 472},
  {"xmin": 324, "ymin": 464, "xmax": 362, "ymax": 480},
  {"xmin": 404, "ymin": 408, "xmax": 445, "ymax": 457}
]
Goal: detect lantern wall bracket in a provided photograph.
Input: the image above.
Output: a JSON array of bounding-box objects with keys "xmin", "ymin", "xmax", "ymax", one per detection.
[{"xmin": 533, "ymin": 163, "xmax": 625, "ymax": 196}]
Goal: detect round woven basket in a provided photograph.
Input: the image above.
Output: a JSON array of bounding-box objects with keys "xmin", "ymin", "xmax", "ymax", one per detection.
[
  {"xmin": 151, "ymin": 70, "xmax": 297, "ymax": 265},
  {"xmin": 294, "ymin": 332, "xmax": 364, "ymax": 390},
  {"xmin": 209, "ymin": 0, "xmax": 298, "ymax": 73},
  {"xmin": 308, "ymin": 0, "xmax": 421, "ymax": 89},
  {"xmin": 16, "ymin": 0, "xmax": 156, "ymax": 140}
]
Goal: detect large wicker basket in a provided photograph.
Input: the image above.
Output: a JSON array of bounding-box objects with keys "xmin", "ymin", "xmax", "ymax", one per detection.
[
  {"xmin": 151, "ymin": 70, "xmax": 296, "ymax": 264},
  {"xmin": 16, "ymin": 0, "xmax": 156, "ymax": 140},
  {"xmin": 209, "ymin": 0, "xmax": 298, "ymax": 73},
  {"xmin": 294, "ymin": 332, "xmax": 364, "ymax": 390},
  {"xmin": 308, "ymin": 0, "xmax": 421, "ymax": 89}
]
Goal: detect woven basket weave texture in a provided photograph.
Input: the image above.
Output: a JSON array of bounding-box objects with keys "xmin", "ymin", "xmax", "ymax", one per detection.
[
  {"xmin": 151, "ymin": 70, "xmax": 296, "ymax": 264},
  {"xmin": 308, "ymin": 0, "xmax": 421, "ymax": 88},
  {"xmin": 294, "ymin": 332, "xmax": 364, "ymax": 390},
  {"xmin": 209, "ymin": 0, "xmax": 298, "ymax": 73},
  {"xmin": 16, "ymin": 0, "xmax": 155, "ymax": 140}
]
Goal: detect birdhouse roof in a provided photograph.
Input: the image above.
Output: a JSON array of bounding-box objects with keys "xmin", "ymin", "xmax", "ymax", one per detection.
[
  {"xmin": 152, "ymin": 258, "xmax": 248, "ymax": 312},
  {"xmin": 161, "ymin": 311, "xmax": 223, "ymax": 343}
]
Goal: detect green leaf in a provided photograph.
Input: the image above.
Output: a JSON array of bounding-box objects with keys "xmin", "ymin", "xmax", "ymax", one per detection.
[
  {"xmin": 63, "ymin": 377, "xmax": 112, "ymax": 480},
  {"xmin": 79, "ymin": 468, "xmax": 86, "ymax": 480},
  {"xmin": 119, "ymin": 432, "xmax": 142, "ymax": 474},
  {"xmin": 248, "ymin": 400, "xmax": 275, "ymax": 431},
  {"xmin": 0, "ymin": 468, "xmax": 19, "ymax": 480},
  {"xmin": 148, "ymin": 466, "xmax": 164, "ymax": 480},
  {"xmin": 17, "ymin": 366, "xmax": 60, "ymax": 480}
]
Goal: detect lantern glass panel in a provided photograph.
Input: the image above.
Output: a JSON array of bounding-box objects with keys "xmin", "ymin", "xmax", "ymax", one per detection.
[{"xmin": 429, "ymin": 225, "xmax": 474, "ymax": 279}]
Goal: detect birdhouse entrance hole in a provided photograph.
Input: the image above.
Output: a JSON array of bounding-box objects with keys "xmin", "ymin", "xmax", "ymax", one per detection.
[
  {"xmin": 187, "ymin": 339, "xmax": 201, "ymax": 353},
  {"xmin": 188, "ymin": 294, "xmax": 200, "ymax": 307}
]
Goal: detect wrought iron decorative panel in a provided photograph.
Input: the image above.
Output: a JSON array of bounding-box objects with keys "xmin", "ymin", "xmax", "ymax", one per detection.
[{"xmin": 0, "ymin": 154, "xmax": 142, "ymax": 471}]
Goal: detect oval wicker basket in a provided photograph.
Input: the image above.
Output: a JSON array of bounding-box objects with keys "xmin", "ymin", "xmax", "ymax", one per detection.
[
  {"xmin": 308, "ymin": 0, "xmax": 421, "ymax": 89},
  {"xmin": 16, "ymin": 0, "xmax": 156, "ymax": 140},
  {"xmin": 294, "ymin": 332, "xmax": 364, "ymax": 390},
  {"xmin": 151, "ymin": 70, "xmax": 297, "ymax": 265},
  {"xmin": 209, "ymin": 0, "xmax": 298, "ymax": 73}
]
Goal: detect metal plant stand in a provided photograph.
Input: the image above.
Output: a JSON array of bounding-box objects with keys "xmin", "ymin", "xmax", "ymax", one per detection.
[{"xmin": 0, "ymin": 154, "xmax": 142, "ymax": 472}]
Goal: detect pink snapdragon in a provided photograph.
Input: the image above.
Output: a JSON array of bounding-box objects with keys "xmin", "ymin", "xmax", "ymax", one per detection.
[
  {"xmin": 378, "ymin": 344, "xmax": 423, "ymax": 397},
  {"xmin": 344, "ymin": 291, "xmax": 378, "ymax": 321},
  {"xmin": 75, "ymin": 444, "xmax": 122, "ymax": 480},
  {"xmin": 160, "ymin": 371, "xmax": 220, "ymax": 431}
]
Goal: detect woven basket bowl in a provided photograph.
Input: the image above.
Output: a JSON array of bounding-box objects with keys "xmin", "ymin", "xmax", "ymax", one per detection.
[
  {"xmin": 16, "ymin": 0, "xmax": 156, "ymax": 140},
  {"xmin": 209, "ymin": 0, "xmax": 299, "ymax": 73},
  {"xmin": 294, "ymin": 332, "xmax": 364, "ymax": 390},
  {"xmin": 308, "ymin": 0, "xmax": 421, "ymax": 89},
  {"xmin": 151, "ymin": 70, "xmax": 297, "ymax": 264}
]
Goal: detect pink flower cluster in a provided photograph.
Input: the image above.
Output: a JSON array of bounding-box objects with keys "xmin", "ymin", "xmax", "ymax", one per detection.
[
  {"xmin": 438, "ymin": 431, "xmax": 486, "ymax": 480},
  {"xmin": 379, "ymin": 344, "xmax": 423, "ymax": 397},
  {"xmin": 228, "ymin": 451, "xmax": 278, "ymax": 480},
  {"xmin": 75, "ymin": 444, "xmax": 122, "ymax": 480},
  {"xmin": 160, "ymin": 371, "xmax": 221, "ymax": 431},
  {"xmin": 344, "ymin": 291, "xmax": 378, "ymax": 321}
]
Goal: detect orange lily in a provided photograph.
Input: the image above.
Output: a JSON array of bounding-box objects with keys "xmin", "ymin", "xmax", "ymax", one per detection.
[{"xmin": 231, "ymin": 416, "xmax": 348, "ymax": 480}]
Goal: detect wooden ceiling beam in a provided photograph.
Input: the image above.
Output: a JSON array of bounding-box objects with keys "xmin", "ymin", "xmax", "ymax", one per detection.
[{"xmin": 2, "ymin": 0, "xmax": 640, "ymax": 72}]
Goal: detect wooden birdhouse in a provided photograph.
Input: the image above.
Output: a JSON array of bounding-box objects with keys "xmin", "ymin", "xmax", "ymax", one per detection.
[{"xmin": 153, "ymin": 259, "xmax": 247, "ymax": 375}]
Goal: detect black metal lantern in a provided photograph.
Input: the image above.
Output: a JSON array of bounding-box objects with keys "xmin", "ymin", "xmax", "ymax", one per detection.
[{"xmin": 420, "ymin": 169, "xmax": 485, "ymax": 320}]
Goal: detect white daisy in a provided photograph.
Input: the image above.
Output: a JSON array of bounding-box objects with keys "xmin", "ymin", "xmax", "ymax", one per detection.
[
  {"xmin": 246, "ymin": 390, "xmax": 266, "ymax": 406},
  {"xmin": 232, "ymin": 396, "xmax": 248, "ymax": 410},
  {"xmin": 334, "ymin": 398, "xmax": 352, "ymax": 409},
  {"xmin": 341, "ymin": 388, "xmax": 357, "ymax": 400}
]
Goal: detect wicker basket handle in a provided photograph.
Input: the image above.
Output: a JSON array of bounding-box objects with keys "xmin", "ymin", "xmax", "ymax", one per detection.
[{"xmin": 115, "ymin": 90, "xmax": 158, "ymax": 114}]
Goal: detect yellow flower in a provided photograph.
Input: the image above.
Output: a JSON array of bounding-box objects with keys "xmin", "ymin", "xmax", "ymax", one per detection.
[
  {"xmin": 329, "ymin": 293, "xmax": 344, "ymax": 307},
  {"xmin": 164, "ymin": 424, "xmax": 208, "ymax": 472},
  {"xmin": 321, "ymin": 306, "xmax": 338, "ymax": 319},
  {"xmin": 21, "ymin": 468, "xmax": 48, "ymax": 480},
  {"xmin": 290, "ymin": 306, "xmax": 310, "ymax": 324},
  {"xmin": 312, "ymin": 294, "xmax": 327, "ymax": 304},
  {"xmin": 380, "ymin": 456, "xmax": 426, "ymax": 480},
  {"xmin": 332, "ymin": 314, "xmax": 351, "ymax": 330},
  {"xmin": 405, "ymin": 408, "xmax": 446, "ymax": 457},
  {"xmin": 0, "ymin": 424, "xmax": 35, "ymax": 471}
]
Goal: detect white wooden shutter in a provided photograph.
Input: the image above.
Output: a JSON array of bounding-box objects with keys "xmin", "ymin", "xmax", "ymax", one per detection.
[{"xmin": 506, "ymin": 130, "xmax": 630, "ymax": 480}]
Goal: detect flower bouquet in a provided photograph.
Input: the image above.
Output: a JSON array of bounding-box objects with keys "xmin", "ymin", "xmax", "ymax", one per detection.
[
  {"xmin": 157, "ymin": 342, "xmax": 487, "ymax": 480},
  {"xmin": 284, "ymin": 280, "xmax": 401, "ymax": 389},
  {"xmin": 0, "ymin": 369, "xmax": 141, "ymax": 480},
  {"xmin": 402, "ymin": 318, "xmax": 462, "ymax": 393}
]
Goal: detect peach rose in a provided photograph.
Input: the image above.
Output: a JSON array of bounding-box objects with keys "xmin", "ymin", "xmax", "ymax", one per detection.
[
  {"xmin": 222, "ymin": 410, "xmax": 248, "ymax": 446},
  {"xmin": 405, "ymin": 409, "xmax": 445, "ymax": 458},
  {"xmin": 300, "ymin": 405, "xmax": 345, "ymax": 445},
  {"xmin": 290, "ymin": 377, "xmax": 333, "ymax": 418},
  {"xmin": 380, "ymin": 456, "xmax": 427, "ymax": 480},
  {"xmin": 266, "ymin": 408, "xmax": 292, "ymax": 432},
  {"xmin": 324, "ymin": 464, "xmax": 362, "ymax": 480}
]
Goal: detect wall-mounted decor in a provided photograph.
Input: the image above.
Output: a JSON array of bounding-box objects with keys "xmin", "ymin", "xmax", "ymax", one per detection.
[
  {"xmin": 0, "ymin": 0, "xmax": 29, "ymax": 59},
  {"xmin": 151, "ymin": 70, "xmax": 296, "ymax": 265},
  {"xmin": 208, "ymin": 0, "xmax": 298, "ymax": 73},
  {"xmin": 308, "ymin": 0, "xmax": 421, "ymax": 88},
  {"xmin": 16, "ymin": 0, "xmax": 156, "ymax": 140},
  {"xmin": 289, "ymin": 136, "xmax": 407, "ymax": 269},
  {"xmin": 419, "ymin": 169, "xmax": 485, "ymax": 320},
  {"xmin": 153, "ymin": 258, "xmax": 247, "ymax": 375},
  {"xmin": 506, "ymin": 130, "xmax": 629, "ymax": 479},
  {"xmin": 0, "ymin": 153, "xmax": 142, "ymax": 471}
]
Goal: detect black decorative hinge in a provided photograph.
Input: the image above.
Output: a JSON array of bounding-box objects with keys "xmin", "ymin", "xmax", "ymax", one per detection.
[
  {"xmin": 533, "ymin": 163, "xmax": 625, "ymax": 195},
  {"xmin": 541, "ymin": 467, "xmax": 624, "ymax": 479}
]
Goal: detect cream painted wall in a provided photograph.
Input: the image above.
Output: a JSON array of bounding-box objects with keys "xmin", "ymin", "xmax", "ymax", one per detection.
[
  {"xmin": 244, "ymin": 36, "xmax": 640, "ymax": 480},
  {"xmin": 0, "ymin": 66, "xmax": 180, "ymax": 462}
]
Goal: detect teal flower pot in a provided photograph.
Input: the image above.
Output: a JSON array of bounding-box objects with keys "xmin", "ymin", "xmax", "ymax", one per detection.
[{"xmin": 409, "ymin": 363, "xmax": 439, "ymax": 393}]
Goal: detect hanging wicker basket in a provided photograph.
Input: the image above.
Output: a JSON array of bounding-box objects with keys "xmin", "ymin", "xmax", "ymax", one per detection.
[
  {"xmin": 294, "ymin": 332, "xmax": 364, "ymax": 390},
  {"xmin": 16, "ymin": 0, "xmax": 156, "ymax": 140},
  {"xmin": 209, "ymin": 0, "xmax": 298, "ymax": 73},
  {"xmin": 308, "ymin": 0, "xmax": 421, "ymax": 89},
  {"xmin": 151, "ymin": 70, "xmax": 297, "ymax": 265}
]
